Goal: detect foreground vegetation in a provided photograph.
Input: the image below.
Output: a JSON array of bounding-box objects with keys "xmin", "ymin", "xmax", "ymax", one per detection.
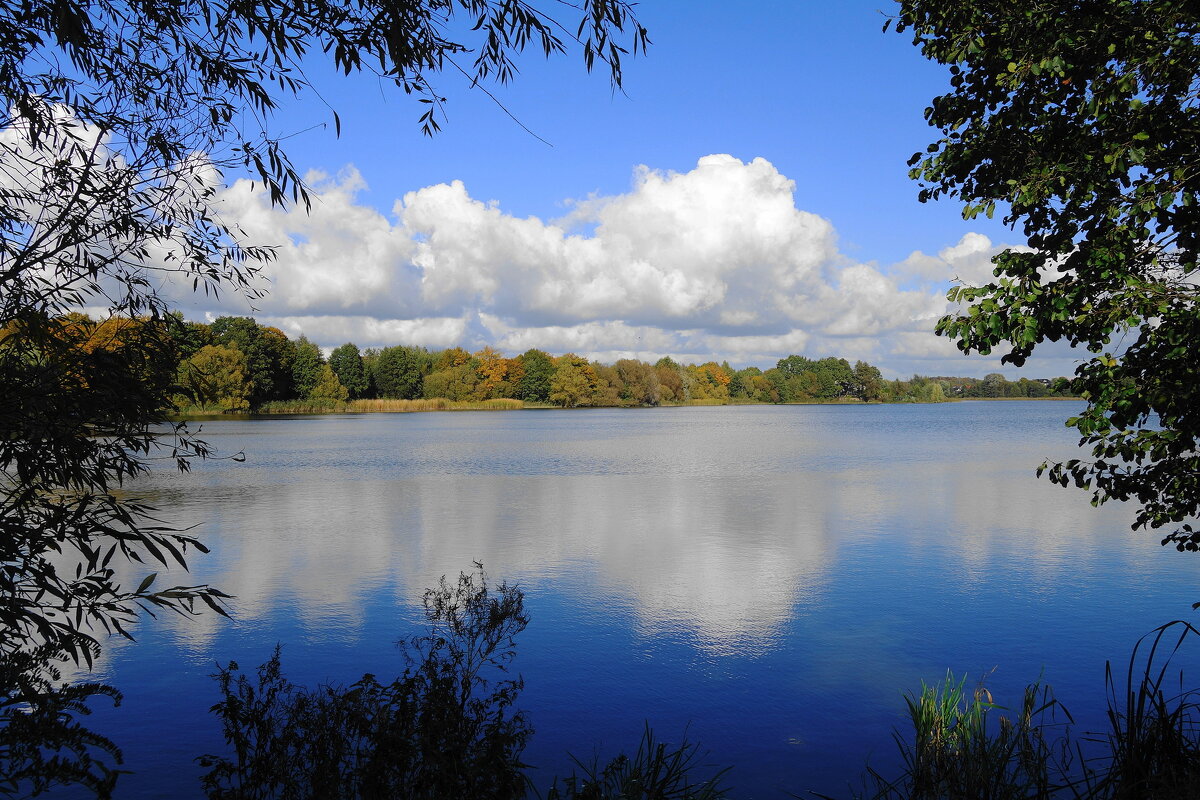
[
  {"xmin": 6, "ymin": 562, "xmax": 1197, "ymax": 798},
  {"xmin": 841, "ymin": 622, "xmax": 1200, "ymax": 800},
  {"xmin": 186, "ymin": 570, "xmax": 1200, "ymax": 800}
]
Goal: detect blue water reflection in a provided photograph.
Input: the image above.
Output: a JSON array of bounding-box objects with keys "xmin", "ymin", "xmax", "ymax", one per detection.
[{"xmin": 67, "ymin": 402, "xmax": 1200, "ymax": 799}]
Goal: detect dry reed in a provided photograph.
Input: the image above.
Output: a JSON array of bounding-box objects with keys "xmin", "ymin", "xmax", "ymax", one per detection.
[{"xmin": 256, "ymin": 397, "xmax": 525, "ymax": 414}]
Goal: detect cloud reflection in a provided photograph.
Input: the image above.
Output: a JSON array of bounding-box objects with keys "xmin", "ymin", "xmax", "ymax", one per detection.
[{"xmin": 115, "ymin": 405, "xmax": 1135, "ymax": 664}]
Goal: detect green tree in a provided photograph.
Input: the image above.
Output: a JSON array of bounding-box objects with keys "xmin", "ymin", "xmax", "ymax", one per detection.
[
  {"xmin": 328, "ymin": 343, "xmax": 368, "ymax": 399},
  {"xmin": 361, "ymin": 348, "xmax": 381, "ymax": 398},
  {"xmin": 775, "ymin": 354, "xmax": 813, "ymax": 377},
  {"xmin": 376, "ymin": 345, "xmax": 426, "ymax": 399},
  {"xmin": 309, "ymin": 364, "xmax": 349, "ymax": 402},
  {"xmin": 177, "ymin": 344, "xmax": 252, "ymax": 410},
  {"xmin": 423, "ymin": 363, "xmax": 481, "ymax": 401},
  {"xmin": 210, "ymin": 317, "xmax": 296, "ymax": 404},
  {"xmin": 852, "ymin": 360, "xmax": 885, "ymax": 402},
  {"xmin": 811, "ymin": 357, "xmax": 855, "ymax": 399},
  {"xmin": 256, "ymin": 327, "xmax": 299, "ymax": 403},
  {"xmin": 167, "ymin": 314, "xmax": 214, "ymax": 361},
  {"xmin": 291, "ymin": 336, "xmax": 324, "ymax": 400},
  {"xmin": 981, "ymin": 373, "xmax": 1008, "ymax": 399},
  {"xmin": 1020, "ymin": 378, "xmax": 1050, "ymax": 398},
  {"xmin": 894, "ymin": 1, "xmax": 1200, "ymax": 548},
  {"xmin": 515, "ymin": 349, "xmax": 555, "ymax": 403}
]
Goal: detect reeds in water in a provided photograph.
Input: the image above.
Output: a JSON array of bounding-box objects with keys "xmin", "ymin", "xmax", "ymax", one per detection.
[
  {"xmin": 852, "ymin": 674, "xmax": 1067, "ymax": 800},
  {"xmin": 545, "ymin": 724, "xmax": 731, "ymax": 799},
  {"xmin": 1087, "ymin": 619, "xmax": 1200, "ymax": 799},
  {"xmin": 849, "ymin": 620, "xmax": 1200, "ymax": 800}
]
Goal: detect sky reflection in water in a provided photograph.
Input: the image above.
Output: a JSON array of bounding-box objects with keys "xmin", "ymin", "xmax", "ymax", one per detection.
[{"xmin": 71, "ymin": 403, "xmax": 1200, "ymax": 799}]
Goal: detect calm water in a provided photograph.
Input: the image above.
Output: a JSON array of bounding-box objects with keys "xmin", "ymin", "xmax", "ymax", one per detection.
[{"xmin": 68, "ymin": 402, "xmax": 1199, "ymax": 798}]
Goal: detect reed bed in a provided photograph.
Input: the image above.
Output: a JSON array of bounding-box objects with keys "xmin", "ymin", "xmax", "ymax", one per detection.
[
  {"xmin": 169, "ymin": 404, "xmax": 250, "ymax": 417},
  {"xmin": 546, "ymin": 724, "xmax": 731, "ymax": 800},
  {"xmin": 842, "ymin": 620, "xmax": 1200, "ymax": 800},
  {"xmin": 255, "ymin": 397, "xmax": 526, "ymax": 414},
  {"xmin": 678, "ymin": 398, "xmax": 731, "ymax": 406}
]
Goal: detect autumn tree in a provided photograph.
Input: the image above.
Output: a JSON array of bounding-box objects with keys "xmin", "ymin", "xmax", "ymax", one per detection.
[
  {"xmin": 689, "ymin": 362, "xmax": 732, "ymax": 402},
  {"xmin": 177, "ymin": 345, "xmax": 251, "ymax": 410},
  {"xmin": 614, "ymin": 359, "xmax": 662, "ymax": 406},
  {"xmin": 747, "ymin": 373, "xmax": 778, "ymax": 404},
  {"xmin": 474, "ymin": 347, "xmax": 514, "ymax": 400},
  {"xmin": 436, "ymin": 347, "xmax": 474, "ymax": 371},
  {"xmin": 654, "ymin": 358, "xmax": 685, "ymax": 403},
  {"xmin": 309, "ymin": 364, "xmax": 349, "ymax": 403},
  {"xmin": 549, "ymin": 354, "xmax": 600, "ymax": 408},
  {"xmin": 893, "ymin": 0, "xmax": 1200, "ymax": 548},
  {"xmin": 590, "ymin": 362, "xmax": 623, "ymax": 406}
]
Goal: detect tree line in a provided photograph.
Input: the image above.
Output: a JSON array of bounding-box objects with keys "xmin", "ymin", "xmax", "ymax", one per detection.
[{"xmin": 26, "ymin": 313, "xmax": 1072, "ymax": 412}]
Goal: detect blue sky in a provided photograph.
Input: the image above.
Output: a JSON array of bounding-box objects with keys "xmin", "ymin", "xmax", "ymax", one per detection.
[{"xmin": 170, "ymin": 1, "xmax": 1074, "ymax": 379}]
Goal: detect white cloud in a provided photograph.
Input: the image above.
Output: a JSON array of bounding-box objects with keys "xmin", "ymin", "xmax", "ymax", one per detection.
[
  {"xmin": 174, "ymin": 155, "xmax": 1055, "ymax": 376},
  {"xmin": 258, "ymin": 314, "xmax": 470, "ymax": 351},
  {"xmin": 210, "ymin": 167, "xmax": 421, "ymax": 318},
  {"xmin": 480, "ymin": 314, "xmax": 679, "ymax": 357}
]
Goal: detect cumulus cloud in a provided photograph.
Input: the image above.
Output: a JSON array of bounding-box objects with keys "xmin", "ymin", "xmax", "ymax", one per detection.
[
  {"xmin": 208, "ymin": 167, "xmax": 421, "ymax": 318},
  {"xmin": 173, "ymin": 155, "xmax": 1052, "ymax": 376}
]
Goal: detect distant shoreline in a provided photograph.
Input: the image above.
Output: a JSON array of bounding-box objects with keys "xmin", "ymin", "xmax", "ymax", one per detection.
[{"xmin": 169, "ymin": 395, "xmax": 1080, "ymax": 420}]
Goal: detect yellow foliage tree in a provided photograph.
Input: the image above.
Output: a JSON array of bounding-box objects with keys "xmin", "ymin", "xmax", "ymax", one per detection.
[
  {"xmin": 474, "ymin": 346, "xmax": 510, "ymax": 400},
  {"xmin": 177, "ymin": 344, "xmax": 251, "ymax": 410},
  {"xmin": 436, "ymin": 347, "xmax": 473, "ymax": 370},
  {"xmin": 309, "ymin": 363, "xmax": 349, "ymax": 402},
  {"xmin": 549, "ymin": 354, "xmax": 600, "ymax": 408}
]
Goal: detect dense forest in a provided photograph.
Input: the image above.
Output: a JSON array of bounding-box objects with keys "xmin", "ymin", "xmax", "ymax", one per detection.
[{"xmin": 30, "ymin": 313, "xmax": 1074, "ymax": 412}]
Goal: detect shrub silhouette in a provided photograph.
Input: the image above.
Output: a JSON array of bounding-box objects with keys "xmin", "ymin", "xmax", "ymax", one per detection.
[{"xmin": 198, "ymin": 564, "xmax": 530, "ymax": 800}]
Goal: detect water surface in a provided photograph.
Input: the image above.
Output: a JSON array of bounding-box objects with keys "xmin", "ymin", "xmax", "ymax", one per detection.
[{"xmin": 75, "ymin": 402, "xmax": 1200, "ymax": 798}]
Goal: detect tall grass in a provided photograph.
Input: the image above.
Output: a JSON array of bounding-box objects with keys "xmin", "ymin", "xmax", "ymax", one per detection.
[
  {"xmin": 677, "ymin": 398, "xmax": 730, "ymax": 407},
  {"xmin": 169, "ymin": 403, "xmax": 250, "ymax": 417},
  {"xmin": 353, "ymin": 397, "xmax": 523, "ymax": 412},
  {"xmin": 849, "ymin": 675, "xmax": 1069, "ymax": 800},
  {"xmin": 1087, "ymin": 620, "xmax": 1200, "ymax": 798},
  {"xmin": 545, "ymin": 724, "xmax": 731, "ymax": 799},
  {"xmin": 255, "ymin": 399, "xmax": 351, "ymax": 414},
  {"xmin": 848, "ymin": 620, "xmax": 1200, "ymax": 800},
  {"xmin": 255, "ymin": 397, "xmax": 526, "ymax": 414}
]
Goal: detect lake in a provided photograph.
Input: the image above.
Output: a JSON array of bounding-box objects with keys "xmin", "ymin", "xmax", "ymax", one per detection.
[{"xmin": 71, "ymin": 402, "xmax": 1200, "ymax": 798}]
